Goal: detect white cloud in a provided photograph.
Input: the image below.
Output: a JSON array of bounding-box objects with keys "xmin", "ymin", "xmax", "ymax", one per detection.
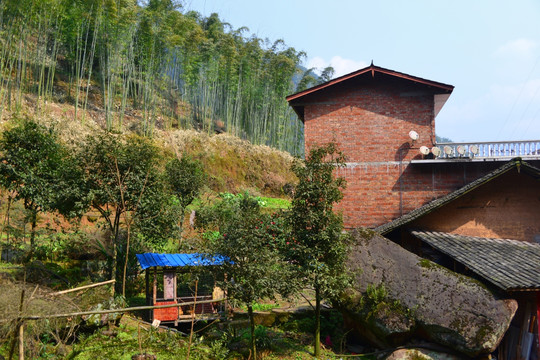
[
  {"xmin": 307, "ymin": 56, "xmax": 368, "ymax": 78},
  {"xmin": 495, "ymin": 38, "xmax": 537, "ymax": 58}
]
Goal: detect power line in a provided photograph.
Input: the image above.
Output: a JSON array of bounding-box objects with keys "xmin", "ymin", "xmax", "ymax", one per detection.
[
  {"xmin": 495, "ymin": 54, "xmax": 540, "ymax": 140},
  {"xmin": 519, "ymin": 100, "xmax": 540, "ymax": 138},
  {"xmin": 509, "ymin": 78, "xmax": 540, "ymax": 139}
]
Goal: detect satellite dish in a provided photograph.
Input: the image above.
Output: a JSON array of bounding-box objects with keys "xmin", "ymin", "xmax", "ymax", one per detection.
[
  {"xmin": 419, "ymin": 146, "xmax": 430, "ymax": 155},
  {"xmin": 408, "ymin": 130, "xmax": 419, "ymax": 141},
  {"xmin": 456, "ymin": 145, "xmax": 466, "ymax": 155},
  {"xmin": 469, "ymin": 145, "xmax": 479, "ymax": 155},
  {"xmin": 444, "ymin": 146, "xmax": 454, "ymax": 156},
  {"xmin": 431, "ymin": 147, "xmax": 441, "ymax": 157}
]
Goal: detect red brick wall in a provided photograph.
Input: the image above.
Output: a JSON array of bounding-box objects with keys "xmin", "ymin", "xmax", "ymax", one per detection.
[
  {"xmin": 304, "ymin": 80, "xmax": 435, "ymax": 163},
  {"xmin": 335, "ymin": 161, "xmax": 503, "ymax": 228},
  {"xmin": 301, "ymin": 78, "xmax": 513, "ymax": 228},
  {"xmin": 410, "ymin": 170, "xmax": 540, "ymax": 242}
]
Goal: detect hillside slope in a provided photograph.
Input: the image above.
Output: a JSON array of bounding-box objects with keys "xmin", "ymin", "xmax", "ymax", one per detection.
[{"xmin": 0, "ymin": 99, "xmax": 297, "ymax": 198}]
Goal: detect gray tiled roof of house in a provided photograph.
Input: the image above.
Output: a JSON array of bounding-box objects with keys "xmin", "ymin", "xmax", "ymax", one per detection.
[
  {"xmin": 375, "ymin": 159, "xmax": 540, "ymax": 235},
  {"xmin": 411, "ymin": 230, "xmax": 540, "ymax": 291}
]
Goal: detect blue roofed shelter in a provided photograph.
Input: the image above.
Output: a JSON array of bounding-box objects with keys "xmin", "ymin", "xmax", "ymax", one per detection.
[{"xmin": 136, "ymin": 253, "xmax": 226, "ymax": 324}]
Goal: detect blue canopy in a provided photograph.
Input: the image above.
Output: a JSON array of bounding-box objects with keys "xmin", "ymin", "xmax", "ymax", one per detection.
[{"xmin": 136, "ymin": 253, "xmax": 226, "ymax": 270}]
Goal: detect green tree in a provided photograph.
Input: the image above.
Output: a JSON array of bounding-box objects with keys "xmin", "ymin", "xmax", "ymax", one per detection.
[
  {"xmin": 133, "ymin": 183, "xmax": 182, "ymax": 248},
  {"xmin": 0, "ymin": 120, "xmax": 85, "ymax": 250},
  {"xmin": 80, "ymin": 133, "xmax": 178, "ymax": 293},
  {"xmin": 286, "ymin": 142, "xmax": 351, "ymax": 358},
  {"xmin": 296, "ymin": 68, "xmax": 318, "ymax": 92},
  {"xmin": 319, "ymin": 66, "xmax": 335, "ymax": 83},
  {"xmin": 435, "ymin": 134, "xmax": 453, "ymax": 143},
  {"xmin": 203, "ymin": 194, "xmax": 293, "ymax": 360},
  {"xmin": 164, "ymin": 155, "xmax": 205, "ymax": 208}
]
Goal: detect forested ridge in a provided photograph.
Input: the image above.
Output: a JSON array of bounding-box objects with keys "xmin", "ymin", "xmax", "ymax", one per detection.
[
  {"xmin": 0, "ymin": 2, "xmax": 356, "ymax": 358},
  {"xmin": 0, "ymin": 0, "xmax": 332, "ymax": 155}
]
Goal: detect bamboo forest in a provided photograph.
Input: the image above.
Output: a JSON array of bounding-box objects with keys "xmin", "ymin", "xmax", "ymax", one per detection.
[{"xmin": 0, "ymin": 0, "xmax": 332, "ymax": 155}]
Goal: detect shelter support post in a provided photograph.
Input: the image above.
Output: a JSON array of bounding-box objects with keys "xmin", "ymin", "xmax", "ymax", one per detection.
[
  {"xmin": 145, "ymin": 269, "xmax": 150, "ymax": 320},
  {"xmin": 153, "ymin": 268, "xmax": 157, "ymax": 303}
]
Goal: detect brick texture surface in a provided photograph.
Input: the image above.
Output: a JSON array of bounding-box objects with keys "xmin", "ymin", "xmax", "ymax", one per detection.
[
  {"xmin": 410, "ymin": 170, "xmax": 540, "ymax": 242},
  {"xmin": 301, "ymin": 79, "xmax": 514, "ymax": 229}
]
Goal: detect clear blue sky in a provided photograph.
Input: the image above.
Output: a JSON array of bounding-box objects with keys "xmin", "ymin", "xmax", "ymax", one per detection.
[{"xmin": 185, "ymin": 0, "xmax": 540, "ymax": 142}]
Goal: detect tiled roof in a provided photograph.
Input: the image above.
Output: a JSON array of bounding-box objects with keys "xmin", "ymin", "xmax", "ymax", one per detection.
[
  {"xmin": 375, "ymin": 159, "xmax": 540, "ymax": 235},
  {"xmin": 411, "ymin": 230, "xmax": 540, "ymax": 291},
  {"xmin": 136, "ymin": 253, "xmax": 226, "ymax": 270}
]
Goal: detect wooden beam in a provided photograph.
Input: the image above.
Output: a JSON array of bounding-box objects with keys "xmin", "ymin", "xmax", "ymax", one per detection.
[
  {"xmin": 50, "ymin": 280, "xmax": 115, "ymax": 296},
  {"xmin": 145, "ymin": 269, "xmax": 150, "ymax": 321},
  {"xmin": 145, "ymin": 269, "xmax": 149, "ymax": 305},
  {"xmin": 21, "ymin": 298, "xmax": 224, "ymax": 320},
  {"xmin": 152, "ymin": 268, "xmax": 157, "ymax": 304},
  {"xmin": 173, "ymin": 270, "xmax": 177, "ymax": 302},
  {"xmin": 18, "ymin": 324, "xmax": 23, "ymax": 360}
]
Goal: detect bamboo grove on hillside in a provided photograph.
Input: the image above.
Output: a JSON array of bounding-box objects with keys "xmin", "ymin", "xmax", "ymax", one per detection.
[{"xmin": 0, "ymin": 0, "xmax": 329, "ymax": 155}]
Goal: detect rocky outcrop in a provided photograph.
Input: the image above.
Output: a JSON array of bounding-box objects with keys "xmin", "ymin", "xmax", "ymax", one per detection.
[
  {"xmin": 384, "ymin": 348, "xmax": 463, "ymax": 360},
  {"xmin": 340, "ymin": 228, "xmax": 518, "ymax": 357}
]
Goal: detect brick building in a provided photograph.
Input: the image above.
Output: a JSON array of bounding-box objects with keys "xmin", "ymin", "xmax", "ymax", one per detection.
[
  {"xmin": 287, "ymin": 63, "xmax": 540, "ymax": 231},
  {"xmin": 375, "ymin": 159, "xmax": 540, "ymax": 360},
  {"xmin": 287, "ymin": 64, "xmax": 540, "ymax": 359}
]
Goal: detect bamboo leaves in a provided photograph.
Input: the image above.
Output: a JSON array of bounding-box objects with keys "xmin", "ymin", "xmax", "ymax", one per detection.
[{"xmin": 0, "ymin": 1, "xmax": 308, "ymax": 154}]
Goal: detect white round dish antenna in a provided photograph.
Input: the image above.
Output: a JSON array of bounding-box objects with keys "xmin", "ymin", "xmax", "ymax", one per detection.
[
  {"xmin": 444, "ymin": 146, "xmax": 454, "ymax": 156},
  {"xmin": 431, "ymin": 147, "xmax": 441, "ymax": 157},
  {"xmin": 456, "ymin": 145, "xmax": 466, "ymax": 155},
  {"xmin": 408, "ymin": 130, "xmax": 419, "ymax": 141},
  {"xmin": 419, "ymin": 146, "xmax": 430, "ymax": 155},
  {"xmin": 469, "ymin": 145, "xmax": 479, "ymax": 155}
]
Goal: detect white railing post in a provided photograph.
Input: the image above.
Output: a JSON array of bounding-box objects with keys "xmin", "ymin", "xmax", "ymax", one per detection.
[{"xmin": 432, "ymin": 140, "xmax": 540, "ymax": 160}]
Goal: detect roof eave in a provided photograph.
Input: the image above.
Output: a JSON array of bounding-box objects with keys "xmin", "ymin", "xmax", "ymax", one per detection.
[
  {"xmin": 286, "ymin": 64, "xmax": 454, "ymax": 103},
  {"xmin": 410, "ymin": 230, "xmax": 540, "ymax": 292}
]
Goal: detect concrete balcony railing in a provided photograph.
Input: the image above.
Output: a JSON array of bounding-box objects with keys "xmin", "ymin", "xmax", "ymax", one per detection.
[{"xmin": 430, "ymin": 140, "xmax": 540, "ymax": 160}]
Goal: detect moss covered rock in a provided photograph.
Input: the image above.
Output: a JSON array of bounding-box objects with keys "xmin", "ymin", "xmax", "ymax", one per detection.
[
  {"xmin": 384, "ymin": 348, "xmax": 463, "ymax": 360},
  {"xmin": 340, "ymin": 228, "xmax": 517, "ymax": 357}
]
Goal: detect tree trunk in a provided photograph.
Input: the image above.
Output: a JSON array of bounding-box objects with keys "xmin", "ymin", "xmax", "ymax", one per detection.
[
  {"xmin": 112, "ymin": 209, "xmax": 122, "ymax": 295},
  {"xmin": 29, "ymin": 209, "xmax": 37, "ymax": 252},
  {"xmin": 122, "ymin": 221, "xmax": 131, "ymax": 297},
  {"xmin": 2, "ymin": 194, "xmax": 13, "ymax": 244},
  {"xmin": 111, "ymin": 236, "xmax": 118, "ymax": 295},
  {"xmin": 248, "ymin": 304, "xmax": 256, "ymax": 360},
  {"xmin": 315, "ymin": 286, "xmax": 321, "ymax": 358}
]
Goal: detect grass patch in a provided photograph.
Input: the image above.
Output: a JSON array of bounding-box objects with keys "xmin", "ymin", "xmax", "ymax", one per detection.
[
  {"xmin": 259, "ymin": 197, "xmax": 290, "ymax": 210},
  {"xmin": 239, "ymin": 302, "xmax": 280, "ymax": 312},
  {"xmin": 67, "ymin": 317, "xmax": 353, "ymax": 360},
  {"xmin": 68, "ymin": 323, "xmax": 191, "ymax": 360}
]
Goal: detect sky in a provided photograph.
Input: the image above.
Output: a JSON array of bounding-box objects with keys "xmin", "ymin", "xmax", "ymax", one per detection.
[{"xmin": 185, "ymin": 0, "xmax": 540, "ymax": 142}]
